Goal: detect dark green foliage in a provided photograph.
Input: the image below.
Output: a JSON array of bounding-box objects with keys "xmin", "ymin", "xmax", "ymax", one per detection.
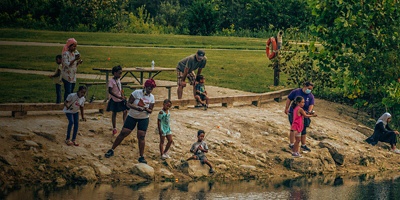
[
  {"xmin": 307, "ymin": 0, "xmax": 400, "ymax": 127},
  {"xmin": 0, "ymin": 0, "xmax": 313, "ymax": 36}
]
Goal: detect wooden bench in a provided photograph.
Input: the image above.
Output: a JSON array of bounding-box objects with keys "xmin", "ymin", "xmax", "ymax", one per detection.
[
  {"xmin": 79, "ymin": 81, "xmax": 133, "ymax": 100},
  {"xmin": 78, "ymin": 82, "xmax": 105, "ymax": 100},
  {"xmin": 124, "ymin": 84, "xmax": 177, "ymax": 100}
]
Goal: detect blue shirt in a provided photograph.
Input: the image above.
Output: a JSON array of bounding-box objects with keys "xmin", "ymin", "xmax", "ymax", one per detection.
[{"xmin": 288, "ymin": 88, "xmax": 315, "ymax": 113}]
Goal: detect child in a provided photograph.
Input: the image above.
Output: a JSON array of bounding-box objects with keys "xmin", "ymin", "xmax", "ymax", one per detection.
[
  {"xmin": 63, "ymin": 86, "xmax": 86, "ymax": 146},
  {"xmin": 194, "ymin": 75, "xmax": 209, "ymax": 110},
  {"xmin": 187, "ymin": 130, "xmax": 215, "ymax": 173},
  {"xmin": 290, "ymin": 96, "xmax": 317, "ymax": 157},
  {"xmin": 158, "ymin": 99, "xmax": 173, "ymax": 159},
  {"xmin": 49, "ymin": 55, "xmax": 63, "ymax": 104},
  {"xmin": 106, "ymin": 65, "xmax": 128, "ymax": 135}
]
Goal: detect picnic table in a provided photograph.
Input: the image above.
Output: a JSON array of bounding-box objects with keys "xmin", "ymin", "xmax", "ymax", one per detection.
[{"xmin": 92, "ymin": 67, "xmax": 176, "ymax": 101}]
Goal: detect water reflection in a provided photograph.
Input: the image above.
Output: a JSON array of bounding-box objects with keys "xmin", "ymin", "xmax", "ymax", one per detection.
[{"xmin": 3, "ymin": 173, "xmax": 400, "ymax": 200}]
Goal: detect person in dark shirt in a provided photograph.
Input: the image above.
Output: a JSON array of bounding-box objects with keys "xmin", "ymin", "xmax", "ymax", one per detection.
[
  {"xmin": 284, "ymin": 81, "xmax": 315, "ymax": 152},
  {"xmin": 366, "ymin": 112, "xmax": 400, "ymax": 154}
]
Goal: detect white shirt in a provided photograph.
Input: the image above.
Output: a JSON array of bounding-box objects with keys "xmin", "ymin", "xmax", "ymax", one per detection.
[
  {"xmin": 63, "ymin": 93, "xmax": 85, "ymax": 113},
  {"xmin": 128, "ymin": 89, "xmax": 155, "ymax": 119}
]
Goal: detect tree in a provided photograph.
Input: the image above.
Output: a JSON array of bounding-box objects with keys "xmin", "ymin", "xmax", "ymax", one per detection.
[
  {"xmin": 308, "ymin": 0, "xmax": 400, "ymax": 121},
  {"xmin": 185, "ymin": 0, "xmax": 220, "ymax": 35}
]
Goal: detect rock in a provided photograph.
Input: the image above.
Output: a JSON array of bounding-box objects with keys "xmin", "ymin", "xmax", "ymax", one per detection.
[
  {"xmin": 55, "ymin": 177, "xmax": 67, "ymax": 187},
  {"xmin": 71, "ymin": 166, "xmax": 97, "ymax": 182},
  {"xmin": 359, "ymin": 156, "xmax": 375, "ymax": 166},
  {"xmin": 186, "ymin": 160, "xmax": 211, "ymax": 178},
  {"xmin": 38, "ymin": 164, "xmax": 45, "ymax": 171},
  {"xmin": 131, "ymin": 163, "xmax": 154, "ymax": 180},
  {"xmin": 239, "ymin": 165, "xmax": 256, "ymax": 170},
  {"xmin": 162, "ymin": 159, "xmax": 173, "ymax": 169},
  {"xmin": 24, "ymin": 140, "xmax": 39, "ymax": 147},
  {"xmin": 33, "ymin": 131, "xmax": 56, "ymax": 142},
  {"xmin": 92, "ymin": 162, "xmax": 112, "ymax": 176},
  {"xmin": 316, "ymin": 148, "xmax": 336, "ymax": 172},
  {"xmin": 0, "ymin": 153, "xmax": 16, "ymax": 165},
  {"xmin": 355, "ymin": 125, "xmax": 373, "ymax": 137},
  {"xmin": 261, "ymin": 131, "xmax": 270, "ymax": 136},
  {"xmin": 319, "ymin": 140, "xmax": 346, "ymax": 165},
  {"xmin": 283, "ymin": 157, "xmax": 324, "ymax": 174},
  {"xmin": 12, "ymin": 133, "xmax": 33, "ymax": 141},
  {"xmin": 159, "ymin": 168, "xmax": 174, "ymax": 179}
]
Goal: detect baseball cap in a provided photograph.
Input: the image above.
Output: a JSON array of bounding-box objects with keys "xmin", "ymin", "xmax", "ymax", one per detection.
[{"xmin": 197, "ymin": 49, "xmax": 205, "ymax": 57}]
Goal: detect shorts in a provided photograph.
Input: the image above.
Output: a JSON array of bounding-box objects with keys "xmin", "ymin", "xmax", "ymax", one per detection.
[
  {"xmin": 107, "ymin": 99, "xmax": 128, "ymax": 112},
  {"xmin": 288, "ymin": 113, "xmax": 311, "ymax": 135},
  {"xmin": 194, "ymin": 154, "xmax": 207, "ymax": 164},
  {"xmin": 177, "ymin": 70, "xmax": 196, "ymax": 86},
  {"xmin": 196, "ymin": 94, "xmax": 207, "ymax": 101},
  {"xmin": 291, "ymin": 130, "xmax": 301, "ymax": 137},
  {"xmin": 161, "ymin": 131, "xmax": 172, "ymax": 137},
  {"xmin": 123, "ymin": 115, "xmax": 149, "ymax": 131}
]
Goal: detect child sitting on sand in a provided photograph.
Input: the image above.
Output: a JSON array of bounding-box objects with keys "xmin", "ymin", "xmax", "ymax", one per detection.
[{"xmin": 187, "ymin": 130, "xmax": 214, "ymax": 173}]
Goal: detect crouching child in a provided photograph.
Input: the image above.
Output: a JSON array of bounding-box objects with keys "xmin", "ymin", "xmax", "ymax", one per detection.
[{"xmin": 186, "ymin": 130, "xmax": 215, "ymax": 173}]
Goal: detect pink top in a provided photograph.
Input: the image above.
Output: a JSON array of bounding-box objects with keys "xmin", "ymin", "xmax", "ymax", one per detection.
[
  {"xmin": 291, "ymin": 106, "xmax": 304, "ymax": 133},
  {"xmin": 108, "ymin": 78, "xmax": 123, "ymax": 102}
]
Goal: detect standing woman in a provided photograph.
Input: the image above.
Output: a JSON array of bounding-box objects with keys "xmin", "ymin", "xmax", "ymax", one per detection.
[
  {"xmin": 366, "ymin": 113, "xmax": 400, "ymax": 154},
  {"xmin": 61, "ymin": 38, "xmax": 83, "ymax": 101},
  {"xmin": 105, "ymin": 79, "xmax": 156, "ymax": 164}
]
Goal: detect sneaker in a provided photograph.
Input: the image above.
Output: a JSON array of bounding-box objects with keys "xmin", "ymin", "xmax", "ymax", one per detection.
[
  {"xmin": 203, "ymin": 104, "xmax": 208, "ymax": 110},
  {"xmin": 301, "ymin": 145, "xmax": 311, "ymax": 152},
  {"xmin": 195, "ymin": 103, "xmax": 203, "ymax": 108},
  {"xmin": 71, "ymin": 140, "xmax": 79, "ymax": 146},
  {"xmin": 392, "ymin": 149, "xmax": 400, "ymax": 154},
  {"xmin": 209, "ymin": 168, "xmax": 215, "ymax": 174},
  {"xmin": 104, "ymin": 149, "xmax": 114, "ymax": 158},
  {"xmin": 65, "ymin": 140, "xmax": 73, "ymax": 146},
  {"xmin": 161, "ymin": 154, "xmax": 169, "ymax": 160},
  {"xmin": 138, "ymin": 156, "xmax": 147, "ymax": 164},
  {"xmin": 112, "ymin": 128, "xmax": 117, "ymax": 135},
  {"xmin": 292, "ymin": 152, "xmax": 302, "ymax": 158},
  {"xmin": 289, "ymin": 144, "xmax": 294, "ymax": 150}
]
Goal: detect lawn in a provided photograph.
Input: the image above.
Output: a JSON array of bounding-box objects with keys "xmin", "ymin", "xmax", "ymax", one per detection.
[
  {"xmin": 0, "ymin": 29, "xmax": 294, "ymax": 103},
  {"xmin": 0, "ymin": 28, "xmax": 267, "ymax": 50},
  {"xmin": 0, "ymin": 72, "xmax": 108, "ymax": 103}
]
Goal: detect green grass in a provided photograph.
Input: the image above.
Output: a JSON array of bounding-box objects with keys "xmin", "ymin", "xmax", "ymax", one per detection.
[
  {"xmin": 0, "ymin": 72, "xmax": 108, "ymax": 103},
  {"xmin": 0, "ymin": 28, "xmax": 294, "ymax": 103},
  {"xmin": 0, "ymin": 28, "xmax": 267, "ymax": 50},
  {"xmin": 0, "ymin": 45, "xmax": 289, "ymax": 93}
]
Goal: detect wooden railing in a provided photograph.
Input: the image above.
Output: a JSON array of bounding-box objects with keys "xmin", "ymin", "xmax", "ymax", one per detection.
[{"xmin": 0, "ymin": 88, "xmax": 293, "ymax": 117}]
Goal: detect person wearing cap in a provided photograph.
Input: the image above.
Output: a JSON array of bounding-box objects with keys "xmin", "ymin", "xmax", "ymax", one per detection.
[
  {"xmin": 104, "ymin": 79, "xmax": 157, "ymax": 164},
  {"xmin": 176, "ymin": 50, "xmax": 207, "ymax": 99}
]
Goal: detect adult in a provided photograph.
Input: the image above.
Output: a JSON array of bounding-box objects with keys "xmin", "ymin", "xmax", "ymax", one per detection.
[
  {"xmin": 176, "ymin": 49, "xmax": 207, "ymax": 99},
  {"xmin": 284, "ymin": 81, "xmax": 315, "ymax": 152},
  {"xmin": 61, "ymin": 38, "xmax": 83, "ymax": 101},
  {"xmin": 104, "ymin": 79, "xmax": 157, "ymax": 164},
  {"xmin": 366, "ymin": 113, "xmax": 400, "ymax": 154}
]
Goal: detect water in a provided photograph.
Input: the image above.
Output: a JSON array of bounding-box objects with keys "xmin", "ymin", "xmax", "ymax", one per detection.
[{"xmin": 2, "ymin": 174, "xmax": 399, "ymax": 200}]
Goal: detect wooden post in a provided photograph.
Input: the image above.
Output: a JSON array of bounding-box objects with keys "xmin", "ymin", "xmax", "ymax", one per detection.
[
  {"xmin": 273, "ymin": 59, "xmax": 281, "ymax": 102},
  {"xmin": 273, "ymin": 60, "xmax": 279, "ymax": 86}
]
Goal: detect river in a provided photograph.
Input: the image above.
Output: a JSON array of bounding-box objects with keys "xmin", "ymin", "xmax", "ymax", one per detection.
[{"xmin": 2, "ymin": 173, "xmax": 399, "ymax": 200}]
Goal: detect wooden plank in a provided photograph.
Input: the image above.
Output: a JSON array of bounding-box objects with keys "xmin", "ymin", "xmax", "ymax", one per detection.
[
  {"xmin": 0, "ymin": 104, "xmax": 22, "ymax": 111},
  {"xmin": 0, "ymin": 88, "xmax": 294, "ymax": 115}
]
